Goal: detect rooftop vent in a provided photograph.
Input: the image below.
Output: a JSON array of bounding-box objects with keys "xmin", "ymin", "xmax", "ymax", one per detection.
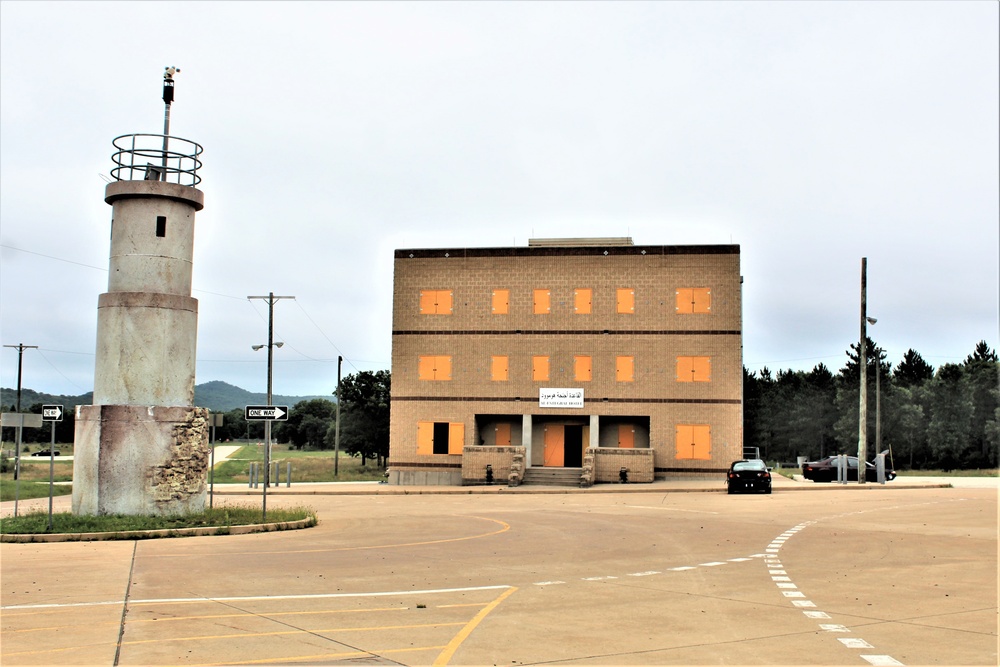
[{"xmin": 528, "ymin": 237, "xmax": 634, "ymax": 247}]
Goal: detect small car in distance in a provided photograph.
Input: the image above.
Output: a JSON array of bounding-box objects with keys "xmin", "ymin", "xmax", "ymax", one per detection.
[
  {"xmin": 31, "ymin": 450, "xmax": 60, "ymax": 457},
  {"xmin": 726, "ymin": 459, "xmax": 772, "ymax": 494},
  {"xmin": 802, "ymin": 455, "xmax": 896, "ymax": 482}
]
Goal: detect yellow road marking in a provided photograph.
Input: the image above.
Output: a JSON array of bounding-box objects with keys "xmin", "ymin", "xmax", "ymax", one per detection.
[
  {"xmin": 2, "ymin": 605, "xmax": 411, "ymax": 632},
  {"xmin": 121, "ymin": 621, "xmax": 466, "ymax": 646},
  {"xmin": 193, "ymin": 644, "xmax": 447, "ymax": 666},
  {"xmin": 434, "ymin": 586, "xmax": 518, "ymax": 666}
]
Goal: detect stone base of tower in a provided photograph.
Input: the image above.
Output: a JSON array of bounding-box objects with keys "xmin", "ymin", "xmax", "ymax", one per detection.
[{"xmin": 72, "ymin": 405, "xmax": 210, "ymax": 516}]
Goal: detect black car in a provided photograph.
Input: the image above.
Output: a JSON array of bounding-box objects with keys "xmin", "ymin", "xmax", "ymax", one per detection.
[
  {"xmin": 30, "ymin": 450, "xmax": 60, "ymax": 457},
  {"xmin": 726, "ymin": 459, "xmax": 772, "ymax": 494},
  {"xmin": 802, "ymin": 455, "xmax": 896, "ymax": 483}
]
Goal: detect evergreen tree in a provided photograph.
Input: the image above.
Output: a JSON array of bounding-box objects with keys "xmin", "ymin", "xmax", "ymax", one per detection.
[
  {"xmin": 926, "ymin": 364, "xmax": 974, "ymax": 470},
  {"xmin": 894, "ymin": 349, "xmax": 934, "ymax": 388}
]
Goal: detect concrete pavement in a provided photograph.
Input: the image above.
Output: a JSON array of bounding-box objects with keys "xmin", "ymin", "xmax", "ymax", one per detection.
[{"xmin": 1, "ymin": 481, "xmax": 995, "ymax": 666}]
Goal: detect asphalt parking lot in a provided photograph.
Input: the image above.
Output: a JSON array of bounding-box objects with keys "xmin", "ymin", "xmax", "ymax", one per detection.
[{"xmin": 1, "ymin": 479, "xmax": 997, "ymax": 666}]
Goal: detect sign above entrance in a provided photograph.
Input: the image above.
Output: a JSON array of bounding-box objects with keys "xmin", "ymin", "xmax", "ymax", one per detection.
[{"xmin": 539, "ymin": 388, "xmax": 584, "ymax": 408}]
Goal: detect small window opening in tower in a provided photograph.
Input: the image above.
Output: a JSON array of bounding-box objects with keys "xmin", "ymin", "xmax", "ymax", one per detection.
[{"xmin": 156, "ymin": 216, "xmax": 166, "ymax": 237}]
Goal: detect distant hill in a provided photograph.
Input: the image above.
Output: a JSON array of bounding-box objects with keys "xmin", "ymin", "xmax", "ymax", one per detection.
[{"xmin": 0, "ymin": 381, "xmax": 332, "ymax": 414}]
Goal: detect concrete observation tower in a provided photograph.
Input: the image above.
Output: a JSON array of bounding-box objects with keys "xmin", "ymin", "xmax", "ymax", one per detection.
[{"xmin": 73, "ymin": 68, "xmax": 209, "ymax": 515}]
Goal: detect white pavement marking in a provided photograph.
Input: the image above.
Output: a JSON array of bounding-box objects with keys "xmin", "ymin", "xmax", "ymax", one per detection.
[
  {"xmin": 533, "ymin": 581, "xmax": 566, "ymax": 586},
  {"xmin": 0, "ymin": 585, "xmax": 513, "ymax": 611},
  {"xmin": 699, "ymin": 561, "xmax": 726, "ymax": 567},
  {"xmin": 627, "ymin": 571, "xmax": 661, "ymax": 577},
  {"xmin": 766, "ymin": 518, "xmax": 905, "ymax": 665},
  {"xmin": 861, "ymin": 656, "xmax": 906, "ymax": 666}
]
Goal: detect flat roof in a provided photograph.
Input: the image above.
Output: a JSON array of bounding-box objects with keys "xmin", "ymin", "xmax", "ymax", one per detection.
[{"xmin": 394, "ymin": 244, "xmax": 740, "ymax": 259}]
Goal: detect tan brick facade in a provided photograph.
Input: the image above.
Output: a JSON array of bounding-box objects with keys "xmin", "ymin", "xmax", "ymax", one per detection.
[{"xmin": 388, "ymin": 240, "xmax": 742, "ymax": 485}]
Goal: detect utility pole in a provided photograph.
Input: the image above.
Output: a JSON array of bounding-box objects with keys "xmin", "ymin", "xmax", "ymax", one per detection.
[
  {"xmin": 3, "ymin": 343, "xmax": 38, "ymax": 488},
  {"xmin": 248, "ymin": 292, "xmax": 294, "ymax": 520},
  {"xmin": 858, "ymin": 258, "xmax": 875, "ymax": 484},
  {"xmin": 334, "ymin": 355, "xmax": 342, "ymax": 476}
]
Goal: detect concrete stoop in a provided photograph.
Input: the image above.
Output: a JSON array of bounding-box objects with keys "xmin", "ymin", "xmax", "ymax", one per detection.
[{"xmin": 521, "ymin": 467, "xmax": 583, "ymax": 487}]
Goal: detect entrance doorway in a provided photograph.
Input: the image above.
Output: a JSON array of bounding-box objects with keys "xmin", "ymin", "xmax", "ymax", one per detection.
[
  {"xmin": 564, "ymin": 424, "xmax": 583, "ymax": 467},
  {"xmin": 543, "ymin": 424, "xmax": 585, "ymax": 467}
]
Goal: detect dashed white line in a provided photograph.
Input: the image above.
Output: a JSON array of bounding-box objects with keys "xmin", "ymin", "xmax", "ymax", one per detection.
[{"xmin": 767, "ymin": 519, "xmax": 905, "ymax": 665}]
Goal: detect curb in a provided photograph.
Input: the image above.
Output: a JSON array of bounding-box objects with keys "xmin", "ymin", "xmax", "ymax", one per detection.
[{"xmin": 0, "ymin": 516, "xmax": 317, "ymax": 543}]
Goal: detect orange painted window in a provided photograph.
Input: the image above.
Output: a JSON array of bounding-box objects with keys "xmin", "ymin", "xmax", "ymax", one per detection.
[
  {"xmin": 533, "ymin": 289, "xmax": 551, "ymax": 314},
  {"xmin": 492, "ymin": 289, "xmax": 509, "ymax": 314},
  {"xmin": 618, "ymin": 424, "xmax": 635, "ymax": 448},
  {"xmin": 676, "ymin": 288, "xmax": 711, "ymax": 314},
  {"xmin": 419, "ymin": 290, "xmax": 453, "ymax": 314},
  {"xmin": 495, "ymin": 423, "xmax": 511, "ymax": 446},
  {"xmin": 532, "ymin": 355, "xmax": 550, "ymax": 381},
  {"xmin": 616, "ymin": 288, "xmax": 635, "ymax": 314},
  {"xmin": 417, "ymin": 421, "xmax": 465, "ymax": 455},
  {"xmin": 416, "ymin": 421, "xmax": 434, "ymax": 455},
  {"xmin": 675, "ymin": 424, "xmax": 711, "ymax": 460},
  {"xmin": 491, "ymin": 355, "xmax": 509, "ymax": 381},
  {"xmin": 676, "ymin": 356, "xmax": 711, "ymax": 382},
  {"xmin": 418, "ymin": 355, "xmax": 452, "ymax": 381},
  {"xmin": 448, "ymin": 422, "xmax": 465, "ymax": 455},
  {"xmin": 616, "ymin": 356, "xmax": 635, "ymax": 382},
  {"xmin": 574, "ymin": 288, "xmax": 592, "ymax": 314},
  {"xmin": 574, "ymin": 355, "xmax": 592, "ymax": 381}
]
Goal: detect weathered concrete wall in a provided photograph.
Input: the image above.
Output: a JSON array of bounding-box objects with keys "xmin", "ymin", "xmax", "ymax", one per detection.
[
  {"xmin": 461, "ymin": 446, "xmax": 524, "ymax": 484},
  {"xmin": 594, "ymin": 447, "xmax": 655, "ymax": 483},
  {"xmin": 387, "ymin": 469, "xmax": 462, "ymax": 485},
  {"xmin": 93, "ymin": 292, "xmax": 198, "ymax": 406},
  {"xmin": 73, "ymin": 405, "xmax": 209, "ymax": 515}
]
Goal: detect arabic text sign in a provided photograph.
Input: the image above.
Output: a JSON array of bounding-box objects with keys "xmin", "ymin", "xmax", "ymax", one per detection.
[{"xmin": 539, "ymin": 388, "xmax": 584, "ymax": 408}]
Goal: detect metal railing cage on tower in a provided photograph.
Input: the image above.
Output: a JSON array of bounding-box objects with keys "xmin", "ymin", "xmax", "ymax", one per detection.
[{"xmin": 110, "ymin": 133, "xmax": 203, "ymax": 186}]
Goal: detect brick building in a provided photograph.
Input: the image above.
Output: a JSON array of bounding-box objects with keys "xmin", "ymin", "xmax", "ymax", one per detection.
[{"xmin": 387, "ymin": 238, "xmax": 742, "ymax": 486}]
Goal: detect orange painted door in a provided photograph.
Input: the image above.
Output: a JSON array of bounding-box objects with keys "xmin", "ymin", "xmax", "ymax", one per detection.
[
  {"xmin": 543, "ymin": 425, "xmax": 564, "ymax": 467},
  {"xmin": 618, "ymin": 424, "xmax": 635, "ymax": 448},
  {"xmin": 496, "ymin": 423, "xmax": 511, "ymax": 446}
]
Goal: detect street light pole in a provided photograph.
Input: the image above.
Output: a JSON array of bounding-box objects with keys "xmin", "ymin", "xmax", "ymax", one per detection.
[{"xmin": 248, "ymin": 292, "xmax": 294, "ymax": 520}]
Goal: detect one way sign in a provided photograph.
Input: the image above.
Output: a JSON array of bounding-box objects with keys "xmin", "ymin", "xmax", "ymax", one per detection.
[
  {"xmin": 244, "ymin": 405, "xmax": 289, "ymax": 421},
  {"xmin": 42, "ymin": 405, "xmax": 64, "ymax": 422}
]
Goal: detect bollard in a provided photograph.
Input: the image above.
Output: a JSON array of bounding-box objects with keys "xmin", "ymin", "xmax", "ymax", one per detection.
[
  {"xmin": 287, "ymin": 461, "xmax": 292, "ymax": 487},
  {"xmin": 248, "ymin": 462, "xmax": 254, "ymax": 488}
]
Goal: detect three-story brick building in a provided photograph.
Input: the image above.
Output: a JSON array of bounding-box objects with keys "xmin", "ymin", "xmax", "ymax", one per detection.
[{"xmin": 388, "ymin": 238, "xmax": 742, "ymax": 486}]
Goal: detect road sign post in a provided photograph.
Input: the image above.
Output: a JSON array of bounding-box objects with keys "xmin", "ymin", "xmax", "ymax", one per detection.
[
  {"xmin": 1, "ymin": 412, "xmax": 43, "ymax": 517},
  {"xmin": 244, "ymin": 406, "xmax": 288, "ymax": 520},
  {"xmin": 41, "ymin": 405, "xmax": 63, "ymax": 530},
  {"xmin": 208, "ymin": 413, "xmax": 224, "ymax": 508}
]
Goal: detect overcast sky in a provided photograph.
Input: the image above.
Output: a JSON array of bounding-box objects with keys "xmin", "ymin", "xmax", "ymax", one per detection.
[{"xmin": 1, "ymin": 1, "xmax": 997, "ymax": 400}]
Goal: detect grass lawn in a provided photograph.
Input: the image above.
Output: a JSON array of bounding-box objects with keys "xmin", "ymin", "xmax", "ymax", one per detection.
[
  {"xmin": 0, "ymin": 459, "xmax": 74, "ymax": 501},
  {"xmin": 211, "ymin": 444, "xmax": 385, "ymax": 484},
  {"xmin": 1, "ymin": 504, "xmax": 316, "ymax": 536}
]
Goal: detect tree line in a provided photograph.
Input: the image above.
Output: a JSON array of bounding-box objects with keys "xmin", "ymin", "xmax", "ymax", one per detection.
[
  {"xmin": 5, "ymin": 345, "xmax": 998, "ymax": 472},
  {"xmin": 744, "ymin": 340, "xmax": 999, "ymax": 470}
]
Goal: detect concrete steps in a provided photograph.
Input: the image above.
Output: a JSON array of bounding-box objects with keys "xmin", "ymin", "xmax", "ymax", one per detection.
[{"xmin": 521, "ymin": 467, "xmax": 583, "ymax": 487}]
